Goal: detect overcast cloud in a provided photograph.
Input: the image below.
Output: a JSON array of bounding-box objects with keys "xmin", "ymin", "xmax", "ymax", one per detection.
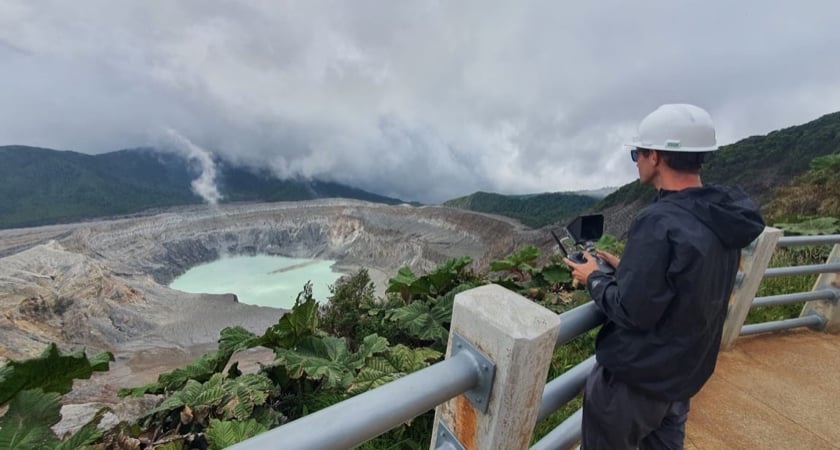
[{"xmin": 1, "ymin": 1, "xmax": 839, "ymax": 203}]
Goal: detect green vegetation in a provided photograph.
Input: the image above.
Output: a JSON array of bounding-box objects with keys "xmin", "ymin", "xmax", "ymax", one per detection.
[
  {"xmin": 593, "ymin": 180, "xmax": 655, "ymax": 210},
  {"xmin": 0, "ymin": 146, "xmax": 402, "ymax": 230},
  {"xmin": 745, "ymin": 244, "xmax": 832, "ymax": 325},
  {"xmin": 443, "ymin": 191, "xmax": 597, "ymax": 228},
  {"xmin": 0, "ymin": 344, "xmax": 114, "ymax": 449},
  {"xmin": 765, "ymin": 152, "xmax": 840, "ymax": 226},
  {"xmin": 703, "ymin": 112, "xmax": 840, "ymax": 204},
  {"xmin": 596, "ymin": 110, "xmax": 840, "ymax": 211}
]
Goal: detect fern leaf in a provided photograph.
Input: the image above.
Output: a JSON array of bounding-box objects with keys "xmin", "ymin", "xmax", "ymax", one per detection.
[
  {"xmin": 155, "ymin": 350, "xmax": 232, "ymax": 392},
  {"xmin": 205, "ymin": 418, "xmax": 268, "ymax": 450},
  {"xmin": 274, "ymin": 336, "xmax": 354, "ymax": 389},
  {"xmin": 219, "ymin": 326, "xmax": 260, "ymax": 354},
  {"xmin": 220, "ymin": 374, "xmax": 273, "ymax": 420},
  {"xmin": 349, "ymin": 345, "xmax": 441, "ymax": 395},
  {"xmin": 273, "ymin": 334, "xmax": 388, "ymax": 389}
]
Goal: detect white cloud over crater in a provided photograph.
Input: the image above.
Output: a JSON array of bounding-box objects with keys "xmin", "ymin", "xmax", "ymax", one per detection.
[{"xmin": 1, "ymin": 1, "xmax": 839, "ymax": 202}]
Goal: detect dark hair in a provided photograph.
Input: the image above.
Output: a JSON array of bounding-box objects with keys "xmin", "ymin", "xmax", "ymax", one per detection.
[
  {"xmin": 660, "ymin": 151, "xmax": 707, "ymax": 173},
  {"xmin": 639, "ymin": 149, "xmax": 707, "ymax": 173}
]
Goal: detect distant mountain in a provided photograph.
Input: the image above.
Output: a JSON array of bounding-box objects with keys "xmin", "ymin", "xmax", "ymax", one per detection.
[
  {"xmin": 572, "ymin": 186, "xmax": 619, "ymax": 199},
  {"xmin": 442, "ymin": 191, "xmax": 597, "ymax": 228},
  {"xmin": 0, "ymin": 146, "xmax": 402, "ymax": 229},
  {"xmin": 595, "ymin": 110, "xmax": 840, "ymax": 236}
]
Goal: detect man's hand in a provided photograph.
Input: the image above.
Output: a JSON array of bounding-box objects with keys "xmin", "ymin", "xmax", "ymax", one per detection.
[
  {"xmin": 564, "ymin": 252, "xmax": 601, "ymax": 285},
  {"xmin": 595, "ymin": 250, "xmax": 620, "ymax": 268}
]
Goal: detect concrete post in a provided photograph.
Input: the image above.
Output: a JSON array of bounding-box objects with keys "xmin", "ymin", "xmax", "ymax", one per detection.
[
  {"xmin": 429, "ymin": 284, "xmax": 561, "ymax": 450},
  {"xmin": 720, "ymin": 227, "xmax": 782, "ymax": 351},
  {"xmin": 800, "ymin": 243, "xmax": 840, "ymax": 333}
]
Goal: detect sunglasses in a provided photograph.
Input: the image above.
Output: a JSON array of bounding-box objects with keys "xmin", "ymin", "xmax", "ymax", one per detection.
[{"xmin": 630, "ymin": 149, "xmax": 639, "ymax": 162}]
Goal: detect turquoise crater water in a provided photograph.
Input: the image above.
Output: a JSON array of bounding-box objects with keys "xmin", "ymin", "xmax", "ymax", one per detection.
[{"xmin": 169, "ymin": 255, "xmax": 342, "ymax": 309}]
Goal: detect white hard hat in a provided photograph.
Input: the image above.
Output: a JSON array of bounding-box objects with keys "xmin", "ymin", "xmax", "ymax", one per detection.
[{"xmin": 627, "ymin": 104, "xmax": 718, "ymax": 152}]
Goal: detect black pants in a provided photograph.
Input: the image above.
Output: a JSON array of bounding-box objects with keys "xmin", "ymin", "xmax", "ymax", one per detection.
[{"xmin": 581, "ymin": 362, "xmax": 690, "ymax": 450}]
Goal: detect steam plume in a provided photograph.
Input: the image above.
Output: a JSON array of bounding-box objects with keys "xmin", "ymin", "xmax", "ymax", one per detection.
[{"xmin": 165, "ymin": 129, "xmax": 223, "ymax": 205}]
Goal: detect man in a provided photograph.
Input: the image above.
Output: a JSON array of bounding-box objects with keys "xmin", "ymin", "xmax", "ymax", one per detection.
[{"xmin": 565, "ymin": 104, "xmax": 765, "ymax": 450}]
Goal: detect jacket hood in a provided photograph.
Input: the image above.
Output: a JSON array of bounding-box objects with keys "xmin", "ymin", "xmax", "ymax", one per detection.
[{"xmin": 658, "ymin": 184, "xmax": 765, "ymax": 249}]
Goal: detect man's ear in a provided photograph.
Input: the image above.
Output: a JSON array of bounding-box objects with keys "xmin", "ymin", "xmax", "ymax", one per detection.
[{"xmin": 651, "ymin": 150, "xmax": 660, "ymax": 166}]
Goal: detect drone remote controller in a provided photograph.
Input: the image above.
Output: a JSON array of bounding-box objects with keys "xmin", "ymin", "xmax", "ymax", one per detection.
[{"xmin": 552, "ymin": 215, "xmax": 616, "ymax": 276}]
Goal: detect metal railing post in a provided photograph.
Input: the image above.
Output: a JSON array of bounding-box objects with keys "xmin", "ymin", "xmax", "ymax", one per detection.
[
  {"xmin": 430, "ymin": 284, "xmax": 561, "ymax": 450},
  {"xmin": 720, "ymin": 227, "xmax": 782, "ymax": 351},
  {"xmin": 800, "ymin": 243, "xmax": 840, "ymax": 333}
]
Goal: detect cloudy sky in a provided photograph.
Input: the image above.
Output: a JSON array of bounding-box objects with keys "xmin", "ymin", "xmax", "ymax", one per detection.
[{"xmin": 1, "ymin": 1, "xmax": 839, "ymax": 203}]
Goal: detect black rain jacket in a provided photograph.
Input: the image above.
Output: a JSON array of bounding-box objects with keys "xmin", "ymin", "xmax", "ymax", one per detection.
[{"xmin": 586, "ymin": 184, "xmax": 765, "ymax": 401}]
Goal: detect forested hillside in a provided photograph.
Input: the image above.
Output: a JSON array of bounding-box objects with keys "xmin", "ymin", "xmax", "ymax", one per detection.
[
  {"xmin": 442, "ymin": 191, "xmax": 597, "ymax": 228},
  {"xmin": 600, "ymin": 111, "xmax": 840, "ymax": 209},
  {"xmin": 595, "ymin": 110, "xmax": 840, "ymax": 236},
  {"xmin": 0, "ymin": 146, "xmax": 401, "ymax": 229}
]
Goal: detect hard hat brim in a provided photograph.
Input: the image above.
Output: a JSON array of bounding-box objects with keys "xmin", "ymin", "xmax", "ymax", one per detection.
[{"xmin": 624, "ymin": 141, "xmax": 718, "ymax": 152}]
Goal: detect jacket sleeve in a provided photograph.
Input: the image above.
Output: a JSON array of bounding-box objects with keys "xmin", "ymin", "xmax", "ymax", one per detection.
[{"xmin": 587, "ymin": 212, "xmax": 676, "ymax": 331}]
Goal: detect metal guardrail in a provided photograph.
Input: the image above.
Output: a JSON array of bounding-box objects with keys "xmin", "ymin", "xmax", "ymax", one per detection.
[
  {"xmin": 741, "ymin": 314, "xmax": 827, "ymax": 336},
  {"xmin": 752, "ymin": 289, "xmax": 839, "ymax": 308},
  {"xmin": 537, "ymin": 356, "xmax": 596, "ymax": 422},
  {"xmin": 227, "ymin": 350, "xmax": 482, "ymax": 450},
  {"xmin": 776, "ymin": 235, "xmax": 840, "ymax": 247},
  {"xmin": 556, "ymin": 302, "xmax": 605, "ymax": 347},
  {"xmin": 740, "ymin": 234, "xmax": 840, "ymax": 336},
  {"xmin": 532, "ymin": 408, "xmax": 583, "ymax": 450},
  {"xmin": 763, "ymin": 262, "xmax": 840, "ymax": 278}
]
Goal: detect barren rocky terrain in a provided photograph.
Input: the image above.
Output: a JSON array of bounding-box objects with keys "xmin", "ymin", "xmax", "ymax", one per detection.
[{"xmin": 0, "ymin": 199, "xmax": 544, "ymax": 427}]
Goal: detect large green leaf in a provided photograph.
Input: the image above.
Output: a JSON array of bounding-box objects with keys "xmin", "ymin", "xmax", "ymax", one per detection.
[
  {"xmin": 144, "ymin": 373, "xmax": 226, "ymax": 418},
  {"xmin": 143, "ymin": 372, "xmax": 274, "ymax": 425},
  {"xmin": 0, "ymin": 343, "xmax": 113, "ymax": 404},
  {"xmin": 157, "ymin": 349, "xmax": 232, "ymax": 390},
  {"xmin": 219, "ymin": 326, "xmax": 260, "ymax": 354},
  {"xmin": 219, "ymin": 374, "xmax": 274, "ymax": 420},
  {"xmin": 273, "ymin": 334, "xmax": 388, "ymax": 389},
  {"xmin": 386, "ymin": 267, "xmax": 419, "ymax": 293},
  {"xmin": 775, "ymin": 216, "xmax": 840, "ymax": 235},
  {"xmin": 390, "ymin": 302, "xmax": 448, "ymax": 343},
  {"xmin": 426, "ymin": 256, "xmax": 473, "ymax": 294},
  {"xmin": 0, "ymin": 389, "xmax": 62, "ymax": 450},
  {"xmin": 121, "ymin": 349, "xmax": 233, "ymax": 397},
  {"xmin": 489, "ymin": 246, "xmax": 540, "ymax": 276},
  {"xmin": 260, "ymin": 296, "xmax": 320, "ymax": 349},
  {"xmin": 205, "ymin": 418, "xmax": 267, "ymax": 450},
  {"xmin": 386, "ymin": 267, "xmax": 434, "ymax": 301},
  {"xmin": 349, "ymin": 345, "xmax": 441, "ymax": 395},
  {"xmin": 540, "ymin": 264, "xmax": 572, "ymax": 284}
]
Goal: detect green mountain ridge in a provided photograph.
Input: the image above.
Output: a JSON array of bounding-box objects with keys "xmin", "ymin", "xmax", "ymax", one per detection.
[
  {"xmin": 597, "ymin": 110, "xmax": 840, "ymax": 212},
  {"xmin": 0, "ymin": 146, "xmax": 402, "ymax": 230},
  {"xmin": 442, "ymin": 191, "xmax": 597, "ymax": 228}
]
